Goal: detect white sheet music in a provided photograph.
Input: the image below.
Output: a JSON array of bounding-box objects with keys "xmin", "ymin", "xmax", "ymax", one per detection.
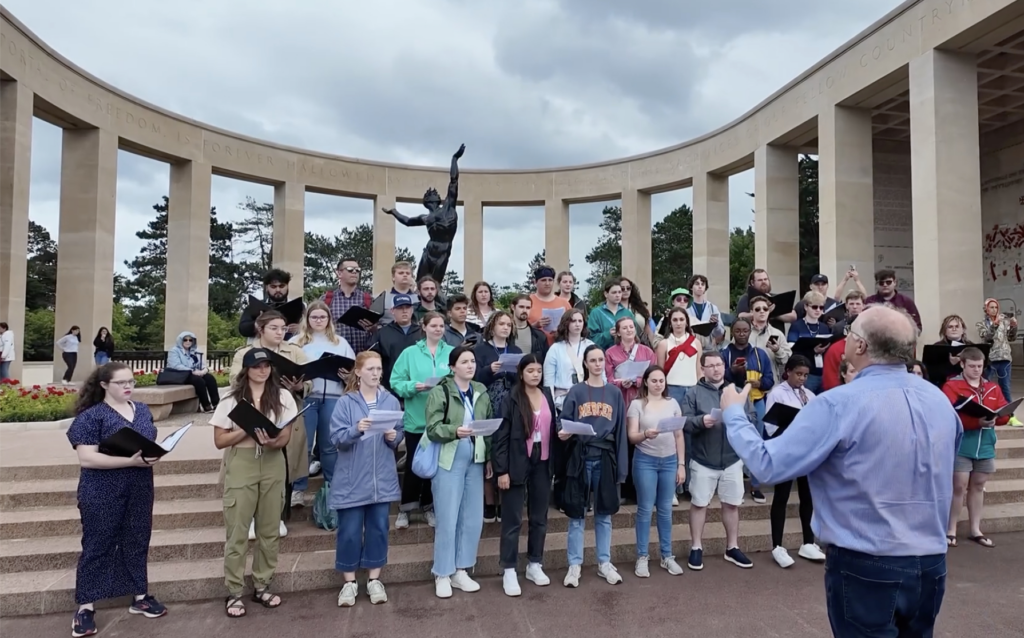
[
  {"xmin": 159, "ymin": 422, "xmax": 193, "ymax": 452},
  {"xmin": 560, "ymin": 419, "xmax": 597, "ymax": 436},
  {"xmin": 468, "ymin": 418, "xmax": 503, "ymax": 436},
  {"xmin": 366, "ymin": 410, "xmax": 404, "ymax": 432}
]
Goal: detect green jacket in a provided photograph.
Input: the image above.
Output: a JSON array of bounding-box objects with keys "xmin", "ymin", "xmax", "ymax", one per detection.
[
  {"xmin": 958, "ymin": 427, "xmax": 998, "ymax": 461},
  {"xmin": 390, "ymin": 339, "xmax": 454, "ymax": 434},
  {"xmin": 587, "ymin": 303, "xmax": 636, "ymax": 350},
  {"xmin": 424, "ymin": 376, "xmax": 492, "ymax": 471}
]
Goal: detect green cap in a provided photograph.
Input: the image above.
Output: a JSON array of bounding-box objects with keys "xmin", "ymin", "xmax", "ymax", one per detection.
[{"xmin": 670, "ymin": 287, "xmax": 691, "ymax": 302}]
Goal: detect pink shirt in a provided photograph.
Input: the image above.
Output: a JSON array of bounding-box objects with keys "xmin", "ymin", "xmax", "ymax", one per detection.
[
  {"xmin": 604, "ymin": 341, "xmax": 657, "ymax": 405},
  {"xmin": 530, "ymin": 398, "xmax": 552, "ymax": 461}
]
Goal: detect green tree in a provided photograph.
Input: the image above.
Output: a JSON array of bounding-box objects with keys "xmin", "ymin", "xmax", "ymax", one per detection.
[
  {"xmin": 651, "ymin": 204, "xmax": 694, "ymax": 314},
  {"xmin": 729, "ymin": 226, "xmax": 756, "ymax": 308},
  {"xmin": 585, "ymin": 206, "xmax": 623, "ymax": 306},
  {"xmin": 798, "ymin": 154, "xmax": 820, "ymax": 291},
  {"xmin": 493, "ymin": 285, "xmax": 521, "ymax": 310},
  {"xmin": 207, "ymin": 311, "xmax": 245, "ymax": 352},
  {"xmin": 234, "ymin": 197, "xmax": 275, "ymax": 278},
  {"xmin": 440, "ymin": 270, "xmax": 465, "ymax": 298},
  {"xmin": 21, "ymin": 308, "xmax": 55, "ymax": 361},
  {"xmin": 110, "ymin": 303, "xmax": 139, "ymax": 352},
  {"xmin": 303, "ymin": 222, "xmax": 415, "ymax": 297},
  {"xmin": 25, "ymin": 221, "xmax": 57, "ymax": 311}
]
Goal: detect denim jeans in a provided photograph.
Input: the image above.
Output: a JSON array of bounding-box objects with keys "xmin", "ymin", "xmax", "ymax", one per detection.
[
  {"xmin": 335, "ymin": 502, "xmax": 390, "ymax": 572},
  {"xmin": 748, "ymin": 398, "xmax": 767, "ymax": 488},
  {"xmin": 804, "ymin": 374, "xmax": 823, "ymax": 394},
  {"xmin": 825, "ymin": 546, "xmax": 946, "ymax": 637},
  {"xmin": 430, "ymin": 438, "xmax": 484, "ymax": 577},
  {"xmin": 293, "ymin": 396, "xmax": 338, "ymax": 491},
  {"xmin": 666, "ymin": 385, "xmax": 692, "ymax": 494},
  {"xmin": 633, "ymin": 450, "xmax": 676, "ymax": 559},
  {"xmin": 987, "ymin": 360, "xmax": 1013, "ymax": 403},
  {"xmin": 0, "ymin": 360, "xmax": 10, "ymax": 380},
  {"xmin": 567, "ymin": 457, "xmax": 612, "ymax": 566},
  {"xmin": 94, "ymin": 352, "xmax": 110, "ymax": 366}
]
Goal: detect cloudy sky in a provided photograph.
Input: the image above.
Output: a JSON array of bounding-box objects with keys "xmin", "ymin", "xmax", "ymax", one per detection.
[{"xmin": 14, "ymin": 0, "xmax": 902, "ymax": 292}]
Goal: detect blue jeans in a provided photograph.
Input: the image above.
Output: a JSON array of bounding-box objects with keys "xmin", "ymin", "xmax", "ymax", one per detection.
[
  {"xmin": 748, "ymin": 398, "xmax": 767, "ymax": 488},
  {"xmin": 430, "ymin": 438, "xmax": 484, "ymax": 577},
  {"xmin": 804, "ymin": 374, "xmax": 823, "ymax": 394},
  {"xmin": 94, "ymin": 352, "xmax": 110, "ymax": 366},
  {"xmin": 633, "ymin": 450, "xmax": 676, "ymax": 559},
  {"xmin": 293, "ymin": 396, "xmax": 338, "ymax": 491},
  {"xmin": 825, "ymin": 546, "xmax": 946, "ymax": 637},
  {"xmin": 987, "ymin": 360, "xmax": 1012, "ymax": 403},
  {"xmin": 335, "ymin": 502, "xmax": 390, "ymax": 572},
  {"xmin": 567, "ymin": 457, "xmax": 612, "ymax": 566},
  {"xmin": 0, "ymin": 361, "xmax": 10, "ymax": 380},
  {"xmin": 666, "ymin": 385, "xmax": 692, "ymax": 494}
]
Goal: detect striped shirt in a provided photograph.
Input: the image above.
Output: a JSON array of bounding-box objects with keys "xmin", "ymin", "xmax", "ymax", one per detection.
[
  {"xmin": 723, "ymin": 363, "xmax": 962, "ymax": 557},
  {"xmin": 322, "ymin": 287, "xmax": 373, "ymax": 354}
]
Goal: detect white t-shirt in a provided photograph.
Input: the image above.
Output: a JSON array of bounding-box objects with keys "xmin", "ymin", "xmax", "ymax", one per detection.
[
  {"xmin": 627, "ymin": 397, "xmax": 682, "ymax": 458},
  {"xmin": 209, "ymin": 390, "xmax": 298, "ymax": 448}
]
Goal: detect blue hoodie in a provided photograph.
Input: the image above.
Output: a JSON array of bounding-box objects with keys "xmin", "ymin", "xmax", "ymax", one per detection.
[
  {"xmin": 328, "ymin": 388, "xmax": 405, "ymax": 509},
  {"xmin": 166, "ymin": 331, "xmax": 203, "ymax": 371}
]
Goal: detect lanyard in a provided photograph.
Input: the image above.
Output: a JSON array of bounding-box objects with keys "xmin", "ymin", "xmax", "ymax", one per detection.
[
  {"xmin": 457, "ymin": 386, "xmax": 475, "ymax": 421},
  {"xmin": 491, "ymin": 340, "xmax": 508, "ymax": 356}
]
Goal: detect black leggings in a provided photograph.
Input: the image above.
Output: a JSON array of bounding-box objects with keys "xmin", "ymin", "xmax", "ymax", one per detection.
[
  {"xmin": 187, "ymin": 373, "xmax": 220, "ymax": 409},
  {"xmin": 62, "ymin": 352, "xmax": 78, "ymax": 382},
  {"xmin": 771, "ymin": 475, "xmax": 814, "ymax": 548}
]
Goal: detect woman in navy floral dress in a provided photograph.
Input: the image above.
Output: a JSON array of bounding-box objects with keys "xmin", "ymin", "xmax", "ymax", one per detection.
[{"xmin": 65, "ymin": 362, "xmax": 168, "ymax": 637}]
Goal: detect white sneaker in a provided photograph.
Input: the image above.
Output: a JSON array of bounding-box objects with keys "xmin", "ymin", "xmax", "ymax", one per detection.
[
  {"xmin": 451, "ymin": 569, "xmax": 480, "ymax": 592},
  {"xmin": 661, "ymin": 556, "xmax": 684, "ymax": 575},
  {"xmin": 279, "ymin": 520, "xmax": 288, "ymax": 537},
  {"xmin": 502, "ymin": 569, "xmax": 521, "ymax": 597},
  {"xmin": 798, "ymin": 543, "xmax": 826, "ymax": 562},
  {"xmin": 597, "ymin": 562, "xmax": 623, "ymax": 585},
  {"xmin": 395, "ymin": 512, "xmax": 410, "ymax": 529},
  {"xmin": 672, "ymin": 495, "xmax": 679, "ymax": 507},
  {"xmin": 563, "ymin": 564, "xmax": 581, "ymax": 588},
  {"xmin": 248, "ymin": 519, "xmax": 256, "ymax": 541},
  {"xmin": 772, "ymin": 546, "xmax": 795, "ymax": 568},
  {"xmin": 424, "ymin": 510, "xmax": 437, "ymax": 528},
  {"xmin": 635, "ymin": 556, "xmax": 650, "ymax": 577},
  {"xmin": 367, "ymin": 579, "xmax": 387, "ymax": 604},
  {"xmin": 309, "ymin": 459, "xmax": 321, "ymax": 476},
  {"xmin": 337, "ymin": 581, "xmax": 357, "ymax": 607},
  {"xmin": 525, "ymin": 562, "xmax": 550, "ymax": 586},
  {"xmin": 290, "ymin": 491, "xmax": 305, "ymax": 508},
  {"xmin": 435, "ymin": 576, "xmax": 452, "ymax": 599}
]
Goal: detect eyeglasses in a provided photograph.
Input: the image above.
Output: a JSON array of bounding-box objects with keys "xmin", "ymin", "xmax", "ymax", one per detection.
[
  {"xmin": 308, "ymin": 314, "xmax": 330, "ymax": 322},
  {"xmin": 753, "ymin": 307, "xmax": 769, "ymax": 313},
  {"xmin": 340, "ymin": 267, "xmax": 361, "ymax": 273},
  {"xmin": 182, "ymin": 338, "xmax": 193, "ymax": 342},
  {"xmin": 109, "ymin": 379, "xmax": 137, "ymax": 388}
]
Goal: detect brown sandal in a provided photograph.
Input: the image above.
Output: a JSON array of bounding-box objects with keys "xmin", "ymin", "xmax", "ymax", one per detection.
[
  {"xmin": 225, "ymin": 596, "xmax": 246, "ymax": 618},
  {"xmin": 946, "ymin": 535, "xmax": 957, "ymax": 547},
  {"xmin": 252, "ymin": 588, "xmax": 282, "ymax": 608}
]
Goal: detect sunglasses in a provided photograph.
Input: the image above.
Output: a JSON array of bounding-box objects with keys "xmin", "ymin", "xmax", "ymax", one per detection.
[
  {"xmin": 340, "ymin": 267, "xmax": 361, "ymax": 273},
  {"xmin": 809, "ymin": 305, "xmax": 824, "ymax": 310},
  {"xmin": 878, "ymin": 279, "xmax": 895, "ymax": 286}
]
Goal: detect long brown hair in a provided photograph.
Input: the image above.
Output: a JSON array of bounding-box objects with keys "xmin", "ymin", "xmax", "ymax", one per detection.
[
  {"xmin": 469, "ymin": 281, "xmax": 495, "ymax": 318},
  {"xmin": 554, "ymin": 308, "xmax": 588, "ymax": 342},
  {"xmin": 483, "ymin": 309, "xmax": 516, "ymax": 342},
  {"xmin": 343, "ymin": 351, "xmax": 382, "ymax": 393},
  {"xmin": 75, "ymin": 362, "xmax": 131, "ymax": 415},
  {"xmin": 229, "ymin": 358, "xmax": 285, "ymax": 420},
  {"xmin": 637, "ymin": 365, "xmax": 667, "ymax": 407},
  {"xmin": 512, "ymin": 353, "xmax": 544, "ymax": 439}
]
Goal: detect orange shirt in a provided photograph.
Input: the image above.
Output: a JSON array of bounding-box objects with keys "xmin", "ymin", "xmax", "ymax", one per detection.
[{"xmin": 528, "ymin": 294, "xmax": 572, "ymax": 345}]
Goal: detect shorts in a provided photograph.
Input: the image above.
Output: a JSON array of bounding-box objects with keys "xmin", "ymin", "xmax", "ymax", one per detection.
[
  {"xmin": 688, "ymin": 460, "xmax": 744, "ymax": 507},
  {"xmin": 954, "ymin": 456, "xmax": 996, "ymax": 474}
]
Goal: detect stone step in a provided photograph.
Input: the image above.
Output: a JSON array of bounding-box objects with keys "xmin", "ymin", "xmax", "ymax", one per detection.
[
  {"xmin": 999, "ymin": 426, "xmax": 1024, "ymax": 439},
  {"xmin": 996, "ymin": 439, "xmax": 1024, "ymax": 458},
  {"xmin": 3, "ymin": 502, "xmax": 1023, "ymax": 617}
]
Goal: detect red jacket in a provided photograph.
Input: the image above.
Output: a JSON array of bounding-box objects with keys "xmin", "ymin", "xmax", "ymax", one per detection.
[
  {"xmin": 822, "ymin": 337, "xmax": 846, "ymax": 391},
  {"xmin": 941, "ymin": 377, "xmax": 1010, "ymax": 430}
]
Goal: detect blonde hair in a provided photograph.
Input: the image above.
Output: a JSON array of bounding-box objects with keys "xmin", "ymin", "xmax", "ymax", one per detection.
[
  {"xmin": 344, "ymin": 351, "xmax": 383, "ymax": 393},
  {"xmin": 293, "ymin": 300, "xmax": 340, "ymax": 347},
  {"xmin": 802, "ymin": 290, "xmax": 826, "ymax": 307}
]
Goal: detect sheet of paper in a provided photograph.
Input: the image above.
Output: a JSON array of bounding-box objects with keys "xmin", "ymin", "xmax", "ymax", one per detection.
[
  {"xmin": 541, "ymin": 307, "xmax": 565, "ymax": 332},
  {"xmin": 764, "ymin": 421, "xmax": 779, "ymax": 437},
  {"xmin": 710, "ymin": 408, "xmax": 723, "ymax": 424},
  {"xmin": 560, "ymin": 419, "xmax": 597, "ymax": 436},
  {"xmin": 497, "ymin": 352, "xmax": 525, "ymax": 374},
  {"xmin": 365, "ymin": 409, "xmax": 404, "ymax": 432},
  {"xmin": 422, "ymin": 376, "xmax": 443, "ymax": 388},
  {"xmin": 815, "ymin": 354, "xmax": 825, "ymax": 368},
  {"xmin": 468, "ymin": 418, "xmax": 503, "ymax": 436},
  {"xmin": 159, "ymin": 422, "xmax": 193, "ymax": 452},
  {"xmin": 614, "ymin": 360, "xmax": 650, "ymax": 380},
  {"xmin": 656, "ymin": 416, "xmax": 686, "ymax": 432}
]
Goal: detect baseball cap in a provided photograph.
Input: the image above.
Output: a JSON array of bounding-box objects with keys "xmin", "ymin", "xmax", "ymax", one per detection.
[
  {"xmin": 811, "ymin": 274, "xmax": 828, "ymax": 285},
  {"xmin": 242, "ymin": 348, "xmax": 272, "ymax": 369},
  {"xmin": 392, "ymin": 293, "xmax": 414, "ymax": 308},
  {"xmin": 669, "ymin": 287, "xmax": 691, "ymax": 302}
]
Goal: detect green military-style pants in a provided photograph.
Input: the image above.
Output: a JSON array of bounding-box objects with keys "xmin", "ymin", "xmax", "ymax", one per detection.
[{"xmin": 223, "ymin": 446, "xmax": 286, "ymax": 596}]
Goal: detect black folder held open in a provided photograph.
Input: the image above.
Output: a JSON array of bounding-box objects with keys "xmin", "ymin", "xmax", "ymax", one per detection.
[
  {"xmin": 266, "ymin": 350, "xmax": 355, "ymax": 381},
  {"xmin": 954, "ymin": 396, "xmax": 1023, "ymax": 420},
  {"xmin": 98, "ymin": 422, "xmax": 193, "ymax": 458},
  {"xmin": 227, "ymin": 400, "xmax": 311, "ymax": 441},
  {"xmin": 763, "ymin": 403, "xmax": 800, "ymax": 438},
  {"xmin": 242, "ymin": 295, "xmax": 305, "ymax": 326}
]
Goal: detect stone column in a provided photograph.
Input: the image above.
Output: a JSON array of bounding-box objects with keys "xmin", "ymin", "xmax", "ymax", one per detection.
[
  {"xmin": 372, "ymin": 195, "xmax": 396, "ymax": 295},
  {"xmin": 164, "ymin": 161, "xmax": 212, "ymax": 351},
  {"xmin": 754, "ymin": 144, "xmax": 800, "ymax": 295},
  {"xmin": 544, "ymin": 198, "xmax": 570, "ymax": 272},
  {"xmin": 621, "ymin": 188, "xmax": 653, "ymax": 304},
  {"xmin": 909, "ymin": 49, "xmax": 983, "ymax": 338},
  {"xmin": 53, "ymin": 128, "xmax": 118, "ymax": 383},
  {"xmin": 462, "ymin": 198, "xmax": 483, "ymax": 287},
  {"xmin": 272, "ymin": 182, "xmax": 305, "ymax": 297},
  {"xmin": 692, "ymin": 171, "xmax": 731, "ymax": 310},
  {"xmin": 819, "ymin": 105, "xmax": 875, "ymax": 290},
  {"xmin": 0, "ymin": 81, "xmax": 33, "ymax": 381}
]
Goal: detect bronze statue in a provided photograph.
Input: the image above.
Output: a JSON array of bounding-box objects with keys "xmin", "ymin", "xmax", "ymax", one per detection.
[{"xmin": 382, "ymin": 143, "xmax": 465, "ymax": 285}]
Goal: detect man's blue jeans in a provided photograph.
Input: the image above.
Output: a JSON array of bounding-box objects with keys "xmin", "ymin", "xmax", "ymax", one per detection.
[
  {"xmin": 293, "ymin": 396, "xmax": 338, "ymax": 491},
  {"xmin": 748, "ymin": 398, "xmax": 767, "ymax": 489},
  {"xmin": 825, "ymin": 546, "xmax": 946, "ymax": 637}
]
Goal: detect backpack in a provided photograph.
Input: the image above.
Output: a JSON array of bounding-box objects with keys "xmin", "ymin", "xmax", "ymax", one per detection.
[
  {"xmin": 323, "ymin": 289, "xmax": 372, "ymax": 310},
  {"xmin": 312, "ymin": 480, "xmax": 338, "ymax": 531}
]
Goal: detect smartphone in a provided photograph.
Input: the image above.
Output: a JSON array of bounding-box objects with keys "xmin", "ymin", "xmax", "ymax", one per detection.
[
  {"xmin": 734, "ymin": 357, "xmax": 747, "ymax": 367},
  {"xmin": 849, "ymin": 264, "xmax": 855, "ymax": 271},
  {"xmin": 768, "ymin": 335, "xmax": 779, "ymax": 345}
]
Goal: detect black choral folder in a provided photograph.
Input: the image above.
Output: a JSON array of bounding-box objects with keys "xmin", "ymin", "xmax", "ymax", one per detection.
[
  {"xmin": 227, "ymin": 401, "xmax": 311, "ymax": 441},
  {"xmin": 763, "ymin": 403, "xmax": 801, "ymax": 438},
  {"xmin": 98, "ymin": 422, "xmax": 193, "ymax": 458},
  {"xmin": 266, "ymin": 350, "xmax": 355, "ymax": 381},
  {"xmin": 338, "ymin": 305, "xmax": 383, "ymax": 330},
  {"xmin": 242, "ymin": 295, "xmax": 305, "ymax": 326},
  {"xmin": 790, "ymin": 335, "xmax": 843, "ymax": 352},
  {"xmin": 921, "ymin": 343, "xmax": 992, "ymax": 387},
  {"xmin": 691, "ymin": 322, "xmax": 716, "ymax": 337},
  {"xmin": 954, "ymin": 396, "xmax": 1022, "ymax": 420},
  {"xmin": 766, "ymin": 290, "xmax": 797, "ymax": 319},
  {"xmin": 822, "ymin": 303, "xmax": 846, "ymax": 322}
]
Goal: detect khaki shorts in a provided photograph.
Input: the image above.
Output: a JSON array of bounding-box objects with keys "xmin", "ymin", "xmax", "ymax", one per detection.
[
  {"xmin": 688, "ymin": 460, "xmax": 745, "ymax": 507},
  {"xmin": 954, "ymin": 456, "xmax": 996, "ymax": 474}
]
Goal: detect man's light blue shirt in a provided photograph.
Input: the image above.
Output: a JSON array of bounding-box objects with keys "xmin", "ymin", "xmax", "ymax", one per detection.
[{"xmin": 723, "ymin": 363, "xmax": 962, "ymax": 556}]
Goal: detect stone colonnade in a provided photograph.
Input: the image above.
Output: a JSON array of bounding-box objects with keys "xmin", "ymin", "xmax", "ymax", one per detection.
[{"xmin": 0, "ymin": 0, "xmax": 1002, "ymax": 381}]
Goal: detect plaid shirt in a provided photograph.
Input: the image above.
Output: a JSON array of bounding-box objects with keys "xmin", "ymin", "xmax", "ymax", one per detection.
[{"xmin": 322, "ymin": 287, "xmax": 373, "ymax": 353}]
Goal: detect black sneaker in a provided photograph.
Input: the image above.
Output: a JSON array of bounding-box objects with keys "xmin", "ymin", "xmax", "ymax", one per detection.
[
  {"xmin": 724, "ymin": 547, "xmax": 753, "ymax": 568},
  {"xmin": 128, "ymin": 595, "xmax": 168, "ymax": 618},
  {"xmin": 687, "ymin": 548, "xmax": 704, "ymax": 571},
  {"xmin": 751, "ymin": 490, "xmax": 766, "ymax": 504},
  {"xmin": 72, "ymin": 609, "xmax": 97, "ymax": 637},
  {"xmin": 483, "ymin": 504, "xmax": 497, "ymax": 523}
]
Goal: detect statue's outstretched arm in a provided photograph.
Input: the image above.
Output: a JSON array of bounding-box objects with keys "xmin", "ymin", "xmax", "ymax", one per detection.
[
  {"xmin": 447, "ymin": 144, "xmax": 465, "ymax": 203},
  {"xmin": 382, "ymin": 207, "xmax": 426, "ymax": 227}
]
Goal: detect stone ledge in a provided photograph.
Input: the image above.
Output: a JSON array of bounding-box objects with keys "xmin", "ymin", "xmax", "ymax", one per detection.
[
  {"xmin": 130, "ymin": 386, "xmax": 198, "ymax": 422},
  {"xmin": 0, "ymin": 418, "xmax": 74, "ymax": 433}
]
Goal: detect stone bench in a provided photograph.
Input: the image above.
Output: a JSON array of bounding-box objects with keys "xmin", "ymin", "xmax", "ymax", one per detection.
[{"xmin": 131, "ymin": 386, "xmax": 198, "ymax": 421}]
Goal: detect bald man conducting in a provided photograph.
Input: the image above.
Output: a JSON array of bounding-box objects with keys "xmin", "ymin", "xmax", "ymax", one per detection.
[{"xmin": 719, "ymin": 306, "xmax": 962, "ymax": 637}]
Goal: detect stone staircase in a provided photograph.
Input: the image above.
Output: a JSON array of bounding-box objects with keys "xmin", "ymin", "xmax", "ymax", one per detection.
[{"xmin": 1, "ymin": 427, "xmax": 1023, "ymax": 617}]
